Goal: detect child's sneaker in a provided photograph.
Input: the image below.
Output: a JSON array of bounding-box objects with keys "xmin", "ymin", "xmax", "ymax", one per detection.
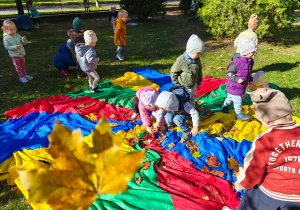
[
  {"xmin": 236, "ymin": 113, "xmax": 251, "ymax": 121},
  {"xmin": 61, "ymin": 71, "xmax": 70, "ymax": 76},
  {"xmin": 222, "ymin": 105, "xmax": 229, "ymax": 113},
  {"xmin": 25, "ymin": 75, "xmax": 33, "ymax": 80},
  {"xmin": 116, "ymin": 54, "xmax": 124, "ymax": 61},
  {"xmin": 181, "ymin": 131, "xmax": 190, "ymax": 142},
  {"xmin": 90, "ymin": 88, "xmax": 100, "ymax": 93},
  {"xmin": 19, "ymin": 77, "xmax": 28, "ymax": 83}
]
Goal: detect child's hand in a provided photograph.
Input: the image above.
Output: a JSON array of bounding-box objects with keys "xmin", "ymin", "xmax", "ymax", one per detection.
[
  {"xmin": 238, "ymin": 78, "xmax": 244, "ymax": 83},
  {"xmin": 97, "ymin": 57, "xmax": 99, "ymax": 61},
  {"xmin": 234, "ymin": 181, "xmax": 244, "ymax": 192},
  {"xmin": 22, "ymin": 36, "xmax": 26, "ymax": 41},
  {"xmin": 153, "ymin": 122, "xmax": 160, "ymax": 130},
  {"xmin": 17, "ymin": 45, "xmax": 21, "ymax": 49},
  {"xmin": 114, "ymin": 40, "xmax": 119, "ymax": 45},
  {"xmin": 190, "ymin": 127, "xmax": 199, "ymax": 136},
  {"xmin": 146, "ymin": 127, "xmax": 153, "ymax": 134}
]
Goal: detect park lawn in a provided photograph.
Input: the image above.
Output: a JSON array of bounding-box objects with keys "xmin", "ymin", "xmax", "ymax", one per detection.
[
  {"xmin": 0, "ymin": 0, "xmax": 120, "ymax": 8},
  {"xmin": 0, "ymin": 11, "xmax": 299, "ymax": 209}
]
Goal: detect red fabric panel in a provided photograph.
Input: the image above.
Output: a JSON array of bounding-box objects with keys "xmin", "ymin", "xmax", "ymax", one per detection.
[
  {"xmin": 146, "ymin": 143, "xmax": 240, "ymax": 210},
  {"xmin": 196, "ymin": 76, "xmax": 226, "ymax": 98},
  {"xmin": 5, "ymin": 95, "xmax": 134, "ymax": 121}
]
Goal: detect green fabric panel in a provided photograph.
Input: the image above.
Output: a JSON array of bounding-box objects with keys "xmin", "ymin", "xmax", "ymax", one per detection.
[
  {"xmin": 89, "ymin": 146, "xmax": 174, "ymax": 210},
  {"xmin": 195, "ymin": 83, "xmax": 278, "ymax": 116},
  {"xmin": 67, "ymin": 81, "xmax": 136, "ymax": 108}
]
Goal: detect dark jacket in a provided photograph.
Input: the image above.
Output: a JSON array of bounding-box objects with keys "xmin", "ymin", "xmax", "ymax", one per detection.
[{"xmin": 54, "ymin": 44, "xmax": 76, "ymax": 71}]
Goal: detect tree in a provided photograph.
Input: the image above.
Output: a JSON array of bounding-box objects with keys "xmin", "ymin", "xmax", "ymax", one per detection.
[{"xmin": 15, "ymin": 0, "xmax": 24, "ymax": 15}]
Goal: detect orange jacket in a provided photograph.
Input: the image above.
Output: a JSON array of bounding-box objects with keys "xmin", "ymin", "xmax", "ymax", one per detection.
[{"xmin": 114, "ymin": 18, "xmax": 126, "ymax": 46}]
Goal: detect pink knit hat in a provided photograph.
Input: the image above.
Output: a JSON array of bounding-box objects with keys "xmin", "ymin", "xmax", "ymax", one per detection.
[
  {"xmin": 140, "ymin": 91, "xmax": 157, "ymax": 107},
  {"xmin": 250, "ymin": 88, "xmax": 292, "ymax": 122}
]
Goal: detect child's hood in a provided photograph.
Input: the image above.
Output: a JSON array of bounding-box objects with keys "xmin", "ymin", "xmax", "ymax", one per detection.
[
  {"xmin": 75, "ymin": 44, "xmax": 92, "ymax": 57},
  {"xmin": 155, "ymin": 91, "xmax": 179, "ymax": 112},
  {"xmin": 58, "ymin": 44, "xmax": 70, "ymax": 54},
  {"xmin": 67, "ymin": 29, "xmax": 84, "ymax": 38}
]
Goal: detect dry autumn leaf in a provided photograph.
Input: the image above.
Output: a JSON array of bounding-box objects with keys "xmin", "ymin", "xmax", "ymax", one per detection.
[
  {"xmin": 206, "ymin": 154, "xmax": 221, "ymax": 168},
  {"xmin": 203, "ymin": 196, "xmax": 209, "ymax": 200},
  {"xmin": 18, "ymin": 116, "xmax": 145, "ymax": 210},
  {"xmin": 227, "ymin": 157, "xmax": 240, "ymax": 177},
  {"xmin": 215, "ymin": 137, "xmax": 224, "ymax": 142},
  {"xmin": 141, "ymin": 161, "xmax": 151, "ymax": 170},
  {"xmin": 168, "ymin": 143, "xmax": 176, "ymax": 148},
  {"xmin": 64, "ymin": 84, "xmax": 71, "ymax": 89},
  {"xmin": 135, "ymin": 176, "xmax": 142, "ymax": 185},
  {"xmin": 191, "ymin": 151, "xmax": 201, "ymax": 158}
]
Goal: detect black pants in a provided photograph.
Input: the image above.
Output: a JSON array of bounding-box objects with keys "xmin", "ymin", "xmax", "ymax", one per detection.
[
  {"xmin": 132, "ymin": 97, "xmax": 139, "ymax": 114},
  {"xmin": 33, "ymin": 18, "xmax": 40, "ymax": 24}
]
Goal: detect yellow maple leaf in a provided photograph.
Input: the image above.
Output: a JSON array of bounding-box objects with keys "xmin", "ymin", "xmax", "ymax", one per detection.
[
  {"xmin": 191, "ymin": 151, "xmax": 201, "ymax": 158},
  {"xmin": 64, "ymin": 84, "xmax": 71, "ymax": 89},
  {"xmin": 203, "ymin": 195, "xmax": 209, "ymax": 200},
  {"xmin": 18, "ymin": 116, "xmax": 145, "ymax": 210}
]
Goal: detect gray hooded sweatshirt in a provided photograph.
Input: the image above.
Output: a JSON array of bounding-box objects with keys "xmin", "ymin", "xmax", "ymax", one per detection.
[
  {"xmin": 3, "ymin": 33, "xmax": 27, "ymax": 58},
  {"xmin": 75, "ymin": 44, "xmax": 98, "ymax": 73},
  {"xmin": 154, "ymin": 91, "xmax": 200, "ymax": 127}
]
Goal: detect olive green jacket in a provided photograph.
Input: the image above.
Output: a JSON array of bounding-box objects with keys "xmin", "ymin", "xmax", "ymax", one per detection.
[{"xmin": 170, "ymin": 54, "xmax": 203, "ymax": 89}]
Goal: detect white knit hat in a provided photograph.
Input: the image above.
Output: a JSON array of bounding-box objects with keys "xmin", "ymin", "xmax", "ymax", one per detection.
[
  {"xmin": 253, "ymin": 71, "xmax": 266, "ymax": 85},
  {"xmin": 237, "ymin": 37, "xmax": 257, "ymax": 56},
  {"xmin": 186, "ymin": 34, "xmax": 205, "ymax": 53},
  {"xmin": 84, "ymin": 30, "xmax": 97, "ymax": 43},
  {"xmin": 155, "ymin": 91, "xmax": 179, "ymax": 112}
]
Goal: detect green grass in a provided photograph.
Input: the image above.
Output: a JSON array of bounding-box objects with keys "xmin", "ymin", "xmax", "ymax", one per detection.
[
  {"xmin": 0, "ymin": 11, "xmax": 300, "ymax": 209},
  {"xmin": 0, "ymin": 0, "xmax": 120, "ymax": 8}
]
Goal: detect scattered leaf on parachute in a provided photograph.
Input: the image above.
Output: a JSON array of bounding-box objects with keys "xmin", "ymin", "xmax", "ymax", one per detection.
[
  {"xmin": 203, "ymin": 196, "xmax": 209, "ymax": 200},
  {"xmin": 135, "ymin": 176, "xmax": 142, "ymax": 185},
  {"xmin": 197, "ymin": 100, "xmax": 204, "ymax": 105},
  {"xmin": 189, "ymin": 145, "xmax": 199, "ymax": 152},
  {"xmin": 141, "ymin": 161, "xmax": 151, "ymax": 170},
  {"xmin": 196, "ymin": 106, "xmax": 204, "ymax": 112},
  {"xmin": 156, "ymin": 139, "xmax": 164, "ymax": 145},
  {"xmin": 109, "ymin": 122, "xmax": 119, "ymax": 127},
  {"xmin": 211, "ymin": 94, "xmax": 218, "ymax": 97},
  {"xmin": 191, "ymin": 151, "xmax": 201, "ymax": 158},
  {"xmin": 201, "ymin": 166, "xmax": 225, "ymax": 178},
  {"xmin": 186, "ymin": 140, "xmax": 195, "ymax": 148},
  {"xmin": 110, "ymin": 114, "xmax": 116, "ymax": 118},
  {"xmin": 227, "ymin": 157, "xmax": 240, "ymax": 177},
  {"xmin": 227, "ymin": 133, "xmax": 233, "ymax": 138},
  {"xmin": 215, "ymin": 137, "xmax": 224, "ymax": 142},
  {"xmin": 205, "ymin": 109, "xmax": 211, "ymax": 117},
  {"xmin": 18, "ymin": 116, "xmax": 145, "ymax": 209},
  {"xmin": 206, "ymin": 154, "xmax": 221, "ymax": 168},
  {"xmin": 168, "ymin": 143, "xmax": 176, "ymax": 148},
  {"xmin": 129, "ymin": 118, "xmax": 137, "ymax": 124}
]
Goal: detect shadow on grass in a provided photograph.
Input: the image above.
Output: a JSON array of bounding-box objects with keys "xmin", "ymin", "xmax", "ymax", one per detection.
[
  {"xmin": 276, "ymin": 87, "xmax": 300, "ymax": 100},
  {"xmin": 256, "ymin": 62, "xmax": 300, "ymax": 72},
  {"xmin": 265, "ymin": 25, "xmax": 300, "ymax": 46}
]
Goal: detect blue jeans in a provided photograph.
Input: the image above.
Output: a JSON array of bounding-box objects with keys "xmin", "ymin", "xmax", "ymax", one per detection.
[
  {"xmin": 237, "ymin": 185, "xmax": 300, "ymax": 210},
  {"xmin": 222, "ymin": 93, "xmax": 243, "ymax": 115},
  {"xmin": 117, "ymin": 46, "xmax": 126, "ymax": 59},
  {"xmin": 165, "ymin": 112, "xmax": 189, "ymax": 132}
]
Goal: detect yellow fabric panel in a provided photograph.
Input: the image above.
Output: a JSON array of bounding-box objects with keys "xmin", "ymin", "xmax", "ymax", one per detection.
[{"xmin": 111, "ymin": 72, "xmax": 160, "ymax": 92}]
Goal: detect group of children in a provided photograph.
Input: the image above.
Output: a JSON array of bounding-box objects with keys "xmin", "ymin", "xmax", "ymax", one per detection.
[{"xmin": 2, "ymin": 10, "xmax": 300, "ymax": 208}]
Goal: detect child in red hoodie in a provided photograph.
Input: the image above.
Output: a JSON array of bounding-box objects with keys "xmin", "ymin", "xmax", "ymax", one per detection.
[{"xmin": 235, "ymin": 88, "xmax": 300, "ymax": 210}]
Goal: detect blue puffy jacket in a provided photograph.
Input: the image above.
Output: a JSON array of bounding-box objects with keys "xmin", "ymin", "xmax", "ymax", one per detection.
[{"xmin": 54, "ymin": 44, "xmax": 76, "ymax": 71}]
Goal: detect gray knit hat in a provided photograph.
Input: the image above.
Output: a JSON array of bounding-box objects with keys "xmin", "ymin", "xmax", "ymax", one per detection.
[
  {"xmin": 250, "ymin": 88, "xmax": 293, "ymax": 122},
  {"xmin": 237, "ymin": 37, "xmax": 258, "ymax": 56},
  {"xmin": 186, "ymin": 34, "xmax": 205, "ymax": 53},
  {"xmin": 155, "ymin": 91, "xmax": 179, "ymax": 112},
  {"xmin": 84, "ymin": 30, "xmax": 97, "ymax": 43}
]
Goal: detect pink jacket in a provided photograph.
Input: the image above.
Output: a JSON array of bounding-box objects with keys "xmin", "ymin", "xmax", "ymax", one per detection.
[{"xmin": 136, "ymin": 87, "xmax": 158, "ymax": 127}]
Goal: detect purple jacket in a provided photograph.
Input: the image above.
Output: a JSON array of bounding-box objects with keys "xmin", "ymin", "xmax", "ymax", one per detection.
[{"xmin": 226, "ymin": 56, "xmax": 254, "ymax": 95}]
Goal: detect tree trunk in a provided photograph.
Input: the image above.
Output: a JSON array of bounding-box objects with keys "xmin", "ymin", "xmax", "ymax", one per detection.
[
  {"xmin": 95, "ymin": 0, "xmax": 100, "ymax": 7},
  {"xmin": 15, "ymin": 0, "xmax": 24, "ymax": 15}
]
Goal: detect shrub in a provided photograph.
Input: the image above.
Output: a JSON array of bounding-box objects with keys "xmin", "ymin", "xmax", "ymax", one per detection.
[
  {"xmin": 120, "ymin": 0, "xmax": 167, "ymax": 20},
  {"xmin": 199, "ymin": 0, "xmax": 300, "ymax": 39},
  {"xmin": 179, "ymin": 0, "xmax": 192, "ymax": 15}
]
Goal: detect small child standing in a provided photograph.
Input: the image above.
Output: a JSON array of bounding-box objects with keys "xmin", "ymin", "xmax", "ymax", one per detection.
[
  {"xmin": 75, "ymin": 30, "xmax": 100, "ymax": 93},
  {"xmin": 26, "ymin": 0, "xmax": 40, "ymax": 28},
  {"xmin": 2, "ymin": 20, "xmax": 33, "ymax": 83},
  {"xmin": 235, "ymin": 88, "xmax": 300, "ymax": 210},
  {"xmin": 109, "ymin": 6, "xmax": 118, "ymax": 34},
  {"xmin": 114, "ymin": 9, "xmax": 128, "ymax": 61},
  {"xmin": 154, "ymin": 85, "xmax": 199, "ymax": 142},
  {"xmin": 131, "ymin": 87, "xmax": 159, "ymax": 133},
  {"xmin": 170, "ymin": 34, "xmax": 204, "ymax": 107},
  {"xmin": 222, "ymin": 37, "xmax": 257, "ymax": 121},
  {"xmin": 67, "ymin": 17, "xmax": 85, "ymax": 79},
  {"xmin": 233, "ymin": 14, "xmax": 260, "ymax": 59}
]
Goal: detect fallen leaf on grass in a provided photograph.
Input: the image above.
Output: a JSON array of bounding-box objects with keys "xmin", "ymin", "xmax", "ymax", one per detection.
[{"xmin": 64, "ymin": 84, "xmax": 71, "ymax": 89}]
